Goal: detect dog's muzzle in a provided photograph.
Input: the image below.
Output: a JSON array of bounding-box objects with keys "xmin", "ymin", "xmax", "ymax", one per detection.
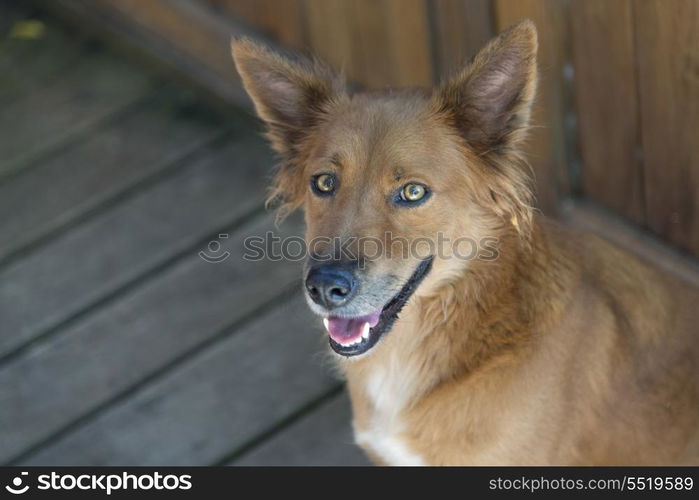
[{"xmin": 304, "ymin": 257, "xmax": 434, "ymax": 357}]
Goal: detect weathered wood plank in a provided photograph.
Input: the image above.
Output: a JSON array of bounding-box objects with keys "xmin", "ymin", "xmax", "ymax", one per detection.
[
  {"xmin": 0, "ymin": 51, "xmax": 153, "ymax": 180},
  {"xmin": 634, "ymin": 0, "xmax": 699, "ymax": 256},
  {"xmin": 233, "ymin": 392, "xmax": 370, "ymax": 466},
  {"xmin": 429, "ymin": 0, "xmax": 494, "ymax": 78},
  {"xmin": 303, "ymin": 0, "xmax": 356, "ymax": 81},
  {"xmin": 88, "ymin": 0, "xmax": 237, "ymax": 83},
  {"xmin": 0, "ymin": 1, "xmax": 40, "ymax": 41},
  {"xmin": 494, "ymin": 0, "xmax": 569, "ymax": 214},
  {"xmin": 0, "ymin": 135, "xmax": 273, "ymax": 361},
  {"xmin": 207, "ymin": 0, "xmax": 307, "ymax": 50},
  {"xmin": 0, "ymin": 2, "xmax": 45, "ymax": 64},
  {"xmin": 0, "ymin": 213, "xmax": 304, "ymax": 464},
  {"xmin": 0, "ymin": 87, "xmax": 224, "ymax": 262},
  {"xmin": 570, "ymin": 0, "xmax": 643, "ymax": 224},
  {"xmin": 348, "ymin": 0, "xmax": 398, "ymax": 87},
  {"xmin": 381, "ymin": 0, "xmax": 434, "ymax": 87},
  {"xmin": 20, "ymin": 294, "xmax": 335, "ymax": 466},
  {"xmin": 40, "ymin": 0, "xmax": 269, "ymax": 108},
  {"xmin": 305, "ymin": 0, "xmax": 433, "ymax": 88},
  {"xmin": 0, "ymin": 3, "xmax": 86, "ymax": 99}
]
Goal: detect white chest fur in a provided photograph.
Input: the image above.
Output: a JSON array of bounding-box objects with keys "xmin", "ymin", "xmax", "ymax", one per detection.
[{"xmin": 354, "ymin": 360, "xmax": 425, "ymax": 466}]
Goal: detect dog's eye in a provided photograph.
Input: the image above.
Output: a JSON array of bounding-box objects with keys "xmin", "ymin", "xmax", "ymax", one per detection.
[
  {"xmin": 400, "ymin": 183, "xmax": 427, "ymax": 202},
  {"xmin": 312, "ymin": 173, "xmax": 337, "ymax": 196}
]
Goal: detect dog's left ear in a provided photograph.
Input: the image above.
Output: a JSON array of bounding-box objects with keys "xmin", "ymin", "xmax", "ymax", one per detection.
[
  {"xmin": 435, "ymin": 20, "xmax": 538, "ymax": 153},
  {"xmin": 231, "ymin": 38, "xmax": 346, "ymax": 158}
]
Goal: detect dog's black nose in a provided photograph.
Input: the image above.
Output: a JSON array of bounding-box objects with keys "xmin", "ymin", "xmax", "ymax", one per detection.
[{"xmin": 305, "ymin": 264, "xmax": 356, "ymax": 309}]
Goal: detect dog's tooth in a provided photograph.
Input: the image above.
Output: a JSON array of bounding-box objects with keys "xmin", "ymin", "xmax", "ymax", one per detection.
[
  {"xmin": 323, "ymin": 318, "xmax": 330, "ymax": 333},
  {"xmin": 344, "ymin": 337, "xmax": 361, "ymax": 347},
  {"xmin": 361, "ymin": 322, "xmax": 370, "ymax": 339}
]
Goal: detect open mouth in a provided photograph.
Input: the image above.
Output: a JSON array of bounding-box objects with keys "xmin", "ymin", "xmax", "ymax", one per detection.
[{"xmin": 323, "ymin": 256, "xmax": 434, "ymax": 357}]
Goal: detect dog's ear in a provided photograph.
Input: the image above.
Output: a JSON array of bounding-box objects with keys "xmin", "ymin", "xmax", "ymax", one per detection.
[
  {"xmin": 231, "ymin": 38, "xmax": 346, "ymax": 158},
  {"xmin": 436, "ymin": 20, "xmax": 537, "ymax": 153},
  {"xmin": 232, "ymin": 39, "xmax": 346, "ymax": 217}
]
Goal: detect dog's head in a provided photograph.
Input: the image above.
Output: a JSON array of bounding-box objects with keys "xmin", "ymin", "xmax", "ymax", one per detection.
[{"xmin": 232, "ymin": 21, "xmax": 538, "ymax": 358}]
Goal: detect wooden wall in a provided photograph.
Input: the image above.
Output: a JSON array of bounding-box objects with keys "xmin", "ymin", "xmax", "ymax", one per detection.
[
  {"xmin": 60, "ymin": 0, "xmax": 697, "ymax": 258},
  {"xmin": 571, "ymin": 0, "xmax": 699, "ymax": 257},
  {"xmin": 212, "ymin": 0, "xmax": 698, "ymax": 258}
]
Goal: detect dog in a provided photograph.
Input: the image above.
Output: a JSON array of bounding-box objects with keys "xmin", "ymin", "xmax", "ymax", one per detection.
[{"xmin": 232, "ymin": 20, "xmax": 699, "ymax": 465}]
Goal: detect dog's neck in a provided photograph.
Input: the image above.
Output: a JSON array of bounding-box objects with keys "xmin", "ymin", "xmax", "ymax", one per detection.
[{"xmin": 342, "ymin": 217, "xmax": 578, "ymax": 403}]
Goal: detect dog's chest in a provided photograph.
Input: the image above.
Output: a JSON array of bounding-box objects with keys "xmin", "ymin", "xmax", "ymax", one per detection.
[{"xmin": 354, "ymin": 362, "xmax": 425, "ymax": 466}]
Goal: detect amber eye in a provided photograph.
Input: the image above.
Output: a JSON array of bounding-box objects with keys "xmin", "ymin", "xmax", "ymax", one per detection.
[
  {"xmin": 312, "ymin": 173, "xmax": 337, "ymax": 195},
  {"xmin": 401, "ymin": 183, "xmax": 427, "ymax": 202}
]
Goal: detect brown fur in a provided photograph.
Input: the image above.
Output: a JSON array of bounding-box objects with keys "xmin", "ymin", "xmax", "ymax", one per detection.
[{"xmin": 232, "ymin": 20, "xmax": 699, "ymax": 465}]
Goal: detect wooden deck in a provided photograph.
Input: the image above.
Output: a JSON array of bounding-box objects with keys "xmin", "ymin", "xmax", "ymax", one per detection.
[{"xmin": 0, "ymin": 2, "xmax": 368, "ymax": 466}]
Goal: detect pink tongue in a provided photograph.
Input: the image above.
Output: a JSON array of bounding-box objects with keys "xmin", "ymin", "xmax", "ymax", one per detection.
[{"xmin": 326, "ymin": 311, "xmax": 381, "ymax": 342}]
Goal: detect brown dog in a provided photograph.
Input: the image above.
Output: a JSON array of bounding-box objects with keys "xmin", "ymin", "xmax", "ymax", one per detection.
[{"xmin": 232, "ymin": 21, "xmax": 699, "ymax": 465}]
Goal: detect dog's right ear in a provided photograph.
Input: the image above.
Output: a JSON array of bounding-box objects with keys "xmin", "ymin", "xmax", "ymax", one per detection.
[{"xmin": 231, "ymin": 38, "xmax": 346, "ymax": 158}]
